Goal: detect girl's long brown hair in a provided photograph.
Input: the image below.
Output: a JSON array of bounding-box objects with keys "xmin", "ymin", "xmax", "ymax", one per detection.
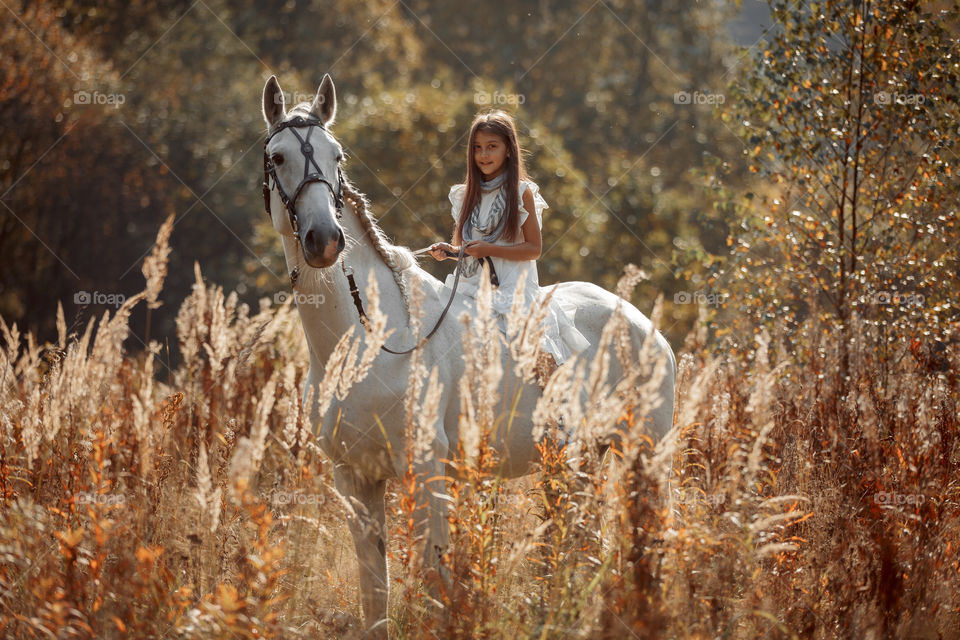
[{"xmin": 454, "ymin": 111, "xmax": 528, "ymax": 244}]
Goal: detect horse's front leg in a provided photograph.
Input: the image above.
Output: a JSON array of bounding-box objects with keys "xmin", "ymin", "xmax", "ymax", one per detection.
[
  {"xmin": 395, "ymin": 431, "xmax": 451, "ymax": 589},
  {"xmin": 333, "ymin": 464, "xmax": 389, "ymax": 639}
]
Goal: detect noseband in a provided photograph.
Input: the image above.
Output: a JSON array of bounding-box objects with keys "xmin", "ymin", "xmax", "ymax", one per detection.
[{"xmin": 262, "ymin": 115, "xmax": 345, "ymax": 238}]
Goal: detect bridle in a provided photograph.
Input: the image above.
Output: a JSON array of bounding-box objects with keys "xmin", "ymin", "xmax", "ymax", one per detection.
[{"xmin": 262, "ymin": 115, "xmax": 345, "ymax": 238}]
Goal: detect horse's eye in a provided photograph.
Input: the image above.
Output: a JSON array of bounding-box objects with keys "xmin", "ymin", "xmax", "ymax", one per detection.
[
  {"xmin": 271, "ymin": 153, "xmax": 284, "ymax": 166},
  {"xmin": 336, "ymin": 153, "xmax": 343, "ymax": 163}
]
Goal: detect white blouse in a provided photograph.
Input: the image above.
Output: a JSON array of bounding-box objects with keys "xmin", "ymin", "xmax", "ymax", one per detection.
[{"xmin": 444, "ymin": 180, "xmax": 588, "ymax": 364}]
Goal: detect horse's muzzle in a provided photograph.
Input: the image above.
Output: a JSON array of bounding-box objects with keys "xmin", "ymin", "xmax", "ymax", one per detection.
[{"xmin": 302, "ymin": 225, "xmax": 345, "ymax": 268}]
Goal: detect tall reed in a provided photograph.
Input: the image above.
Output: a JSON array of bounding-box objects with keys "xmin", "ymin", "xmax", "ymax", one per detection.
[{"xmin": 1, "ymin": 219, "xmax": 956, "ymax": 638}]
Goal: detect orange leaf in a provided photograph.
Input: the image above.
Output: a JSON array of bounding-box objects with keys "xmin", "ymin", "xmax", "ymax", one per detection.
[
  {"xmin": 56, "ymin": 527, "xmax": 84, "ymax": 548},
  {"xmin": 217, "ymin": 583, "xmax": 244, "ymax": 613}
]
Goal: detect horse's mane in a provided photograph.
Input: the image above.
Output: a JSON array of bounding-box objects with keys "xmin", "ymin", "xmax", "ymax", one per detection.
[{"xmin": 280, "ymin": 104, "xmax": 418, "ymax": 313}]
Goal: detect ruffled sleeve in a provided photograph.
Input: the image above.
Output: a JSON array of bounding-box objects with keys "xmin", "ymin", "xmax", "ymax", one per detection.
[
  {"xmin": 448, "ymin": 184, "xmax": 466, "ymax": 222},
  {"xmin": 519, "ymin": 180, "xmax": 549, "ymax": 227}
]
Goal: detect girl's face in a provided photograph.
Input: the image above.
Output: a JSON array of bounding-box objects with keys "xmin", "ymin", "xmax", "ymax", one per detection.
[{"xmin": 473, "ymin": 130, "xmax": 509, "ymax": 180}]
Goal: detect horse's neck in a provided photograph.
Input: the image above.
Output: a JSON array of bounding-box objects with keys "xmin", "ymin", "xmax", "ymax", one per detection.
[{"xmin": 280, "ymin": 215, "xmax": 409, "ymax": 368}]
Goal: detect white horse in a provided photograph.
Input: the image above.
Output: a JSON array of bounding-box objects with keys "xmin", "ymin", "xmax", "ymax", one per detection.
[{"xmin": 260, "ymin": 74, "xmax": 676, "ymax": 638}]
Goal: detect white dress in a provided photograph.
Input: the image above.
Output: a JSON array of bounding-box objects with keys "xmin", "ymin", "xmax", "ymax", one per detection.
[{"xmin": 443, "ymin": 180, "xmax": 589, "ymax": 364}]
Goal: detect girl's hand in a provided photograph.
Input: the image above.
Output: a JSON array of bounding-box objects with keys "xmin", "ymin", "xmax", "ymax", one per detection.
[
  {"xmin": 429, "ymin": 242, "xmax": 458, "ymax": 261},
  {"xmin": 464, "ymin": 241, "xmax": 493, "ymax": 259}
]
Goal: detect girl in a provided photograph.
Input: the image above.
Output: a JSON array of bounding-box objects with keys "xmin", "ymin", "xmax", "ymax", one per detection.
[{"xmin": 429, "ymin": 110, "xmax": 588, "ymax": 386}]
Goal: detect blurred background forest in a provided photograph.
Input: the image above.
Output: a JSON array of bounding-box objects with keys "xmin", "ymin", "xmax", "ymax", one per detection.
[{"xmin": 1, "ymin": 0, "xmax": 761, "ymax": 364}]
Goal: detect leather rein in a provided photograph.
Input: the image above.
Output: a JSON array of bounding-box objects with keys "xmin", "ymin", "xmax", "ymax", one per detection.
[
  {"xmin": 263, "ymin": 116, "xmax": 481, "ymax": 356},
  {"xmin": 341, "ymin": 245, "xmax": 469, "ymax": 355}
]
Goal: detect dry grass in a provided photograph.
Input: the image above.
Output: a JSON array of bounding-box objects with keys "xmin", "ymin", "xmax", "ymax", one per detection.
[{"xmin": 1, "ymin": 222, "xmax": 958, "ymax": 639}]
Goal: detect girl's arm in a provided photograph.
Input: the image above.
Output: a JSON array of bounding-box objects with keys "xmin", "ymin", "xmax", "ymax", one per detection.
[{"xmin": 464, "ymin": 188, "xmax": 542, "ymax": 261}]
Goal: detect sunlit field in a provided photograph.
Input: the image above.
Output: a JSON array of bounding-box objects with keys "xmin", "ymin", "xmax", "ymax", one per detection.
[{"xmin": 2, "ymin": 220, "xmax": 957, "ymax": 639}]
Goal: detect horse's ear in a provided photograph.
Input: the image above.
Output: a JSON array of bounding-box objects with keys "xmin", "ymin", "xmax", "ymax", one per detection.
[
  {"xmin": 263, "ymin": 75, "xmax": 284, "ymax": 128},
  {"xmin": 313, "ymin": 74, "xmax": 337, "ymax": 126}
]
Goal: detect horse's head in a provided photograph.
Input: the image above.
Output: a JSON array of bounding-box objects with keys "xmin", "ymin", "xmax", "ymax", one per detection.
[{"xmin": 262, "ymin": 74, "xmax": 345, "ymax": 268}]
